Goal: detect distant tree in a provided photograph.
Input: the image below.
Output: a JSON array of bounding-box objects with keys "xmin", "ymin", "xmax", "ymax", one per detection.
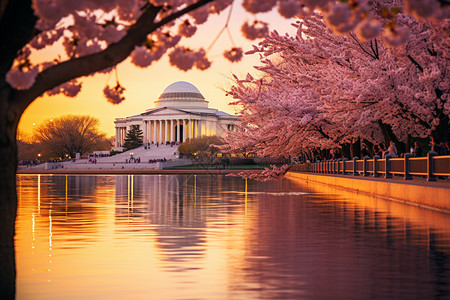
[
  {"xmin": 123, "ymin": 125, "xmax": 143, "ymax": 151},
  {"xmin": 178, "ymin": 135, "xmax": 224, "ymax": 159},
  {"xmin": 35, "ymin": 115, "xmax": 107, "ymax": 159}
]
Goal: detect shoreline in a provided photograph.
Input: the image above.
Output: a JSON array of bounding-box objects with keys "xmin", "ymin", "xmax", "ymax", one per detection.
[{"xmin": 16, "ymin": 168, "xmax": 248, "ymax": 175}]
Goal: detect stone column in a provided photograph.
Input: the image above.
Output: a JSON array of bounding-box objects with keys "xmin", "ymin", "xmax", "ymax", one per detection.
[
  {"xmin": 158, "ymin": 120, "xmax": 162, "ymax": 144},
  {"xmin": 177, "ymin": 120, "xmax": 180, "ymax": 142},
  {"xmin": 153, "ymin": 120, "xmax": 157, "ymax": 144},
  {"xmin": 170, "ymin": 120, "xmax": 174, "ymax": 142},
  {"xmin": 196, "ymin": 120, "xmax": 201, "ymax": 138},
  {"xmin": 182, "ymin": 120, "xmax": 187, "ymax": 142},
  {"xmin": 142, "ymin": 121, "xmax": 147, "ymax": 145},
  {"xmin": 149, "ymin": 121, "xmax": 151, "ymax": 143},
  {"xmin": 188, "ymin": 119, "xmax": 192, "ymax": 140},
  {"xmin": 148, "ymin": 121, "xmax": 152, "ymax": 144},
  {"xmin": 164, "ymin": 120, "xmax": 168, "ymax": 144}
]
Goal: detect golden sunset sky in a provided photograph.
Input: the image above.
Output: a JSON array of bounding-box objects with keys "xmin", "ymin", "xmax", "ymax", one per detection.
[{"xmin": 18, "ymin": 4, "xmax": 295, "ymax": 137}]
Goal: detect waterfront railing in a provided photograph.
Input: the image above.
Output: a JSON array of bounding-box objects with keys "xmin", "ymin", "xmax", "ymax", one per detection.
[{"xmin": 290, "ymin": 152, "xmax": 450, "ymax": 182}]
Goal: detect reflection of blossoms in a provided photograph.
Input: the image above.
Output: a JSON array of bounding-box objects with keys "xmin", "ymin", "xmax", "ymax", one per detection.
[
  {"xmin": 229, "ymin": 164, "xmax": 291, "ymax": 181},
  {"xmin": 223, "ymin": 47, "xmax": 243, "ymax": 62},
  {"xmin": 6, "ymin": 68, "xmax": 39, "ymax": 90},
  {"xmin": 103, "ymin": 83, "xmax": 126, "ymax": 105},
  {"xmin": 241, "ymin": 20, "xmax": 269, "ymax": 40}
]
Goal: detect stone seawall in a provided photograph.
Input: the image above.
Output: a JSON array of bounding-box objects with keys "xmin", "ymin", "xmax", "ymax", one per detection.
[{"xmin": 285, "ymin": 172, "xmax": 450, "ymax": 213}]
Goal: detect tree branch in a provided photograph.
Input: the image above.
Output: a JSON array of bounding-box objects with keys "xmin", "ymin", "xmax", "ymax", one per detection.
[
  {"xmin": 348, "ymin": 33, "xmax": 377, "ymax": 60},
  {"xmin": 14, "ymin": 0, "xmax": 214, "ymax": 112},
  {"xmin": 407, "ymin": 55, "xmax": 424, "ymax": 72}
]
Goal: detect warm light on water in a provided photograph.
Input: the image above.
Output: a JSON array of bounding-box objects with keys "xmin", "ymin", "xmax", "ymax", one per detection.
[{"xmin": 15, "ymin": 175, "xmax": 450, "ymax": 299}]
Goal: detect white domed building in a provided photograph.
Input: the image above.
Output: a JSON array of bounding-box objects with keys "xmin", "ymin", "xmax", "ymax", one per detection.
[{"xmin": 114, "ymin": 81, "xmax": 239, "ymax": 149}]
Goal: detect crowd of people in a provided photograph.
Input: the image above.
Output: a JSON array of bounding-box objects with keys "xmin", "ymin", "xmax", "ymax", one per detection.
[
  {"xmin": 144, "ymin": 141, "xmax": 180, "ymax": 150},
  {"xmin": 369, "ymin": 138, "xmax": 449, "ymax": 159},
  {"xmin": 148, "ymin": 158, "xmax": 167, "ymax": 163}
]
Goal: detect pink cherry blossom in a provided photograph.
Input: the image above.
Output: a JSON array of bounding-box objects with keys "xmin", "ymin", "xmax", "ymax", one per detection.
[
  {"xmin": 168, "ymin": 47, "xmax": 197, "ymax": 71},
  {"xmin": 223, "ymin": 47, "xmax": 243, "ymax": 62},
  {"xmin": 4, "ymin": 0, "xmax": 449, "ymax": 103},
  {"xmin": 225, "ymin": 12, "xmax": 449, "ymax": 165},
  {"xmin": 103, "ymin": 83, "xmax": 126, "ymax": 105},
  {"xmin": 130, "ymin": 46, "xmax": 160, "ymax": 68},
  {"xmin": 383, "ymin": 26, "xmax": 411, "ymax": 47},
  {"xmin": 194, "ymin": 50, "xmax": 211, "ymax": 70},
  {"xmin": 188, "ymin": 6, "xmax": 209, "ymax": 25},
  {"xmin": 47, "ymin": 79, "xmax": 82, "ymax": 97},
  {"xmin": 6, "ymin": 68, "xmax": 39, "ymax": 90},
  {"xmin": 278, "ymin": 0, "xmax": 300, "ymax": 19},
  {"xmin": 241, "ymin": 20, "xmax": 269, "ymax": 40},
  {"xmin": 178, "ymin": 20, "xmax": 197, "ymax": 38},
  {"xmin": 242, "ymin": 0, "xmax": 277, "ymax": 13},
  {"xmin": 405, "ymin": 0, "xmax": 441, "ymax": 19},
  {"xmin": 356, "ymin": 19, "xmax": 382, "ymax": 42}
]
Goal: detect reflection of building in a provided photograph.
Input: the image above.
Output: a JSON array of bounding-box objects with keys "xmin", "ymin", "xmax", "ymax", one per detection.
[{"xmin": 114, "ymin": 81, "xmax": 239, "ymax": 148}]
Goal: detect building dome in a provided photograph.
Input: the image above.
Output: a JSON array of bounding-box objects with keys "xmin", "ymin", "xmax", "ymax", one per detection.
[{"xmin": 155, "ymin": 81, "xmax": 208, "ymax": 108}]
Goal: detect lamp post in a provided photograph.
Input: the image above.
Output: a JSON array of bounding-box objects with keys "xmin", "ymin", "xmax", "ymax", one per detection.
[{"xmin": 37, "ymin": 153, "xmax": 41, "ymax": 163}]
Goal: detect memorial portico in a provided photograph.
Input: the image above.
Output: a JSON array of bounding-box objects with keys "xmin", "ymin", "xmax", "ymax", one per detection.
[{"xmin": 114, "ymin": 81, "xmax": 239, "ymax": 149}]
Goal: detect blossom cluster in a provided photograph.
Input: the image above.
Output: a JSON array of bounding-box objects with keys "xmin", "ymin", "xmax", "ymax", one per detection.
[
  {"xmin": 5, "ymin": 0, "xmax": 448, "ymax": 105},
  {"xmin": 225, "ymin": 12, "xmax": 449, "ymax": 163}
]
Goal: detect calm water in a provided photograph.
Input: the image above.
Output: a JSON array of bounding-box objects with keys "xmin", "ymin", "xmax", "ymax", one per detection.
[{"xmin": 15, "ymin": 174, "xmax": 450, "ymax": 299}]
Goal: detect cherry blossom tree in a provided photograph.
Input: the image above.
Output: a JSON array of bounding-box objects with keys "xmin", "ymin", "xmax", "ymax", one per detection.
[
  {"xmin": 225, "ymin": 11, "xmax": 448, "ymax": 178},
  {"xmin": 0, "ymin": 0, "xmax": 448, "ymax": 297}
]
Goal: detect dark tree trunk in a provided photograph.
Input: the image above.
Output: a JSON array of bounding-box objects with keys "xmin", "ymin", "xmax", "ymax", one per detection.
[
  {"xmin": 377, "ymin": 120, "xmax": 406, "ymax": 154},
  {"xmin": 341, "ymin": 143, "xmax": 351, "ymax": 159},
  {"xmin": 0, "ymin": 87, "xmax": 20, "ymax": 299},
  {"xmin": 433, "ymin": 115, "xmax": 449, "ymax": 142},
  {"xmin": 350, "ymin": 139, "xmax": 361, "ymax": 158},
  {"xmin": 362, "ymin": 139, "xmax": 374, "ymax": 157}
]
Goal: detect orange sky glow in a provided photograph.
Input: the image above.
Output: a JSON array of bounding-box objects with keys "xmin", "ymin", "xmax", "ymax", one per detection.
[{"xmin": 18, "ymin": 4, "xmax": 295, "ymax": 138}]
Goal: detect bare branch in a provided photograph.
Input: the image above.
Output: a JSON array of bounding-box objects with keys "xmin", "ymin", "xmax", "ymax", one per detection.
[{"xmin": 348, "ymin": 33, "xmax": 378, "ymax": 60}]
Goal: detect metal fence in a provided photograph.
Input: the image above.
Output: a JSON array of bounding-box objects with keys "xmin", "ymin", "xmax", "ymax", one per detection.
[{"xmin": 290, "ymin": 152, "xmax": 450, "ymax": 182}]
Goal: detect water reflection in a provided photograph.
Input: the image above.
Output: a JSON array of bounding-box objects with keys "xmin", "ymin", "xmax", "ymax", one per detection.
[{"xmin": 15, "ymin": 175, "xmax": 450, "ymax": 299}]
